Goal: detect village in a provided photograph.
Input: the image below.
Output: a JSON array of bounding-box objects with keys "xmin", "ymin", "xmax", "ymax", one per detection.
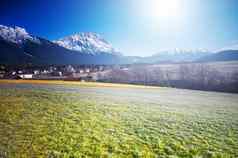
[{"xmin": 0, "ymin": 65, "xmax": 122, "ymax": 81}]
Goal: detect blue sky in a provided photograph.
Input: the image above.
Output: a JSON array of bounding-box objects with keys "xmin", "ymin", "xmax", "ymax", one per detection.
[{"xmin": 1, "ymin": 0, "xmax": 238, "ymax": 56}]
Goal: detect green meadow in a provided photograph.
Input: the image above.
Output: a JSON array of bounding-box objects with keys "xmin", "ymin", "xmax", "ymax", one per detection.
[{"xmin": 0, "ymin": 81, "xmax": 238, "ymax": 158}]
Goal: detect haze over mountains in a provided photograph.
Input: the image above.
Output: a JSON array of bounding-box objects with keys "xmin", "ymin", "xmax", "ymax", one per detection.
[{"xmin": 0, "ymin": 25, "xmax": 238, "ymax": 65}]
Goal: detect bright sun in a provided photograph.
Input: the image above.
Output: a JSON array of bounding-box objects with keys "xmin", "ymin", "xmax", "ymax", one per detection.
[
  {"xmin": 139, "ymin": 0, "xmax": 181, "ymax": 19},
  {"xmin": 153, "ymin": 0, "xmax": 180, "ymax": 17}
]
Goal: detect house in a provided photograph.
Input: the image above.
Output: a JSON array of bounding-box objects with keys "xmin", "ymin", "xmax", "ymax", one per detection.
[
  {"xmin": 34, "ymin": 70, "xmax": 40, "ymax": 75},
  {"xmin": 19, "ymin": 74, "xmax": 33, "ymax": 79},
  {"xmin": 18, "ymin": 70, "xmax": 24, "ymax": 74},
  {"xmin": 12, "ymin": 71, "xmax": 17, "ymax": 75},
  {"xmin": 85, "ymin": 68, "xmax": 90, "ymax": 73},
  {"xmin": 58, "ymin": 72, "xmax": 62, "ymax": 76},
  {"xmin": 42, "ymin": 70, "xmax": 50, "ymax": 74},
  {"xmin": 51, "ymin": 71, "xmax": 63, "ymax": 77},
  {"xmin": 66, "ymin": 65, "xmax": 76, "ymax": 73},
  {"xmin": 71, "ymin": 73, "xmax": 88, "ymax": 78},
  {"xmin": 79, "ymin": 69, "xmax": 84, "ymax": 74},
  {"xmin": 49, "ymin": 66, "xmax": 57, "ymax": 73}
]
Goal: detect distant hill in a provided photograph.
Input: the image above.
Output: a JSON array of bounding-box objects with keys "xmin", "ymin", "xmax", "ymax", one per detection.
[
  {"xmin": 135, "ymin": 49, "xmax": 238, "ymax": 63},
  {"xmin": 198, "ymin": 50, "xmax": 238, "ymax": 62},
  {"xmin": 140, "ymin": 49, "xmax": 212, "ymax": 63}
]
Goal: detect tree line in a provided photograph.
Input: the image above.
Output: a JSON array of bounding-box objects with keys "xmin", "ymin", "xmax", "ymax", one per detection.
[{"xmin": 97, "ymin": 63, "xmax": 238, "ymax": 93}]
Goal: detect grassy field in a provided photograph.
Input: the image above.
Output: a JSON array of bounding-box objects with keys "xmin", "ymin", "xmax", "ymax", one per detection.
[{"xmin": 0, "ymin": 80, "xmax": 238, "ymax": 157}]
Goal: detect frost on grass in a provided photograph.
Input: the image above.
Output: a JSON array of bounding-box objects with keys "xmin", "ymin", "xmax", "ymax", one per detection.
[{"xmin": 0, "ymin": 84, "xmax": 237, "ymax": 157}]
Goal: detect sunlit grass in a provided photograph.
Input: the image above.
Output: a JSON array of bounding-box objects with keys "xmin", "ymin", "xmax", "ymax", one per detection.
[
  {"xmin": 0, "ymin": 79, "xmax": 160, "ymax": 89},
  {"xmin": 0, "ymin": 82, "xmax": 237, "ymax": 157}
]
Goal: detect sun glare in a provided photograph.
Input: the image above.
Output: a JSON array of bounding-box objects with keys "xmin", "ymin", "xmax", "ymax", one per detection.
[
  {"xmin": 140, "ymin": 0, "xmax": 181, "ymax": 19},
  {"xmin": 154, "ymin": 0, "xmax": 180, "ymax": 17}
]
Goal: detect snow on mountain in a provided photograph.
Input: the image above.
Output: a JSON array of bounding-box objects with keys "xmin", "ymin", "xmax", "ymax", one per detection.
[
  {"xmin": 154, "ymin": 48, "xmax": 211, "ymax": 56},
  {"xmin": 0, "ymin": 25, "xmax": 39, "ymax": 44},
  {"xmin": 147, "ymin": 48, "xmax": 213, "ymax": 62},
  {"xmin": 54, "ymin": 33, "xmax": 119, "ymax": 55},
  {"xmin": 217, "ymin": 44, "xmax": 238, "ymax": 52}
]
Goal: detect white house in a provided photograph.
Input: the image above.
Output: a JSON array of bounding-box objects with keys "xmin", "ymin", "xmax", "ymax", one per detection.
[
  {"xmin": 79, "ymin": 69, "xmax": 84, "ymax": 74},
  {"xmin": 19, "ymin": 74, "xmax": 33, "ymax": 79},
  {"xmin": 85, "ymin": 68, "xmax": 90, "ymax": 73}
]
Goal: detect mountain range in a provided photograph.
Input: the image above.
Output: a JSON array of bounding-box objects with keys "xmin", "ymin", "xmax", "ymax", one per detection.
[
  {"xmin": 54, "ymin": 33, "xmax": 120, "ymax": 55},
  {"xmin": 0, "ymin": 25, "xmax": 122, "ymax": 65},
  {"xmin": 0, "ymin": 24, "xmax": 238, "ymax": 65}
]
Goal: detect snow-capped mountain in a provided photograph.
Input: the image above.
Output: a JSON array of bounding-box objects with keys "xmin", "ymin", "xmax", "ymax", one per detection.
[
  {"xmin": 138, "ymin": 48, "xmax": 213, "ymax": 63},
  {"xmin": 1, "ymin": 24, "xmax": 238, "ymax": 65},
  {"xmin": 155, "ymin": 48, "xmax": 211, "ymax": 55},
  {"xmin": 54, "ymin": 33, "xmax": 119, "ymax": 55},
  {"xmin": 0, "ymin": 25, "xmax": 39, "ymax": 44},
  {"xmin": 217, "ymin": 44, "xmax": 238, "ymax": 52},
  {"xmin": 0, "ymin": 25, "xmax": 123, "ymax": 65}
]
